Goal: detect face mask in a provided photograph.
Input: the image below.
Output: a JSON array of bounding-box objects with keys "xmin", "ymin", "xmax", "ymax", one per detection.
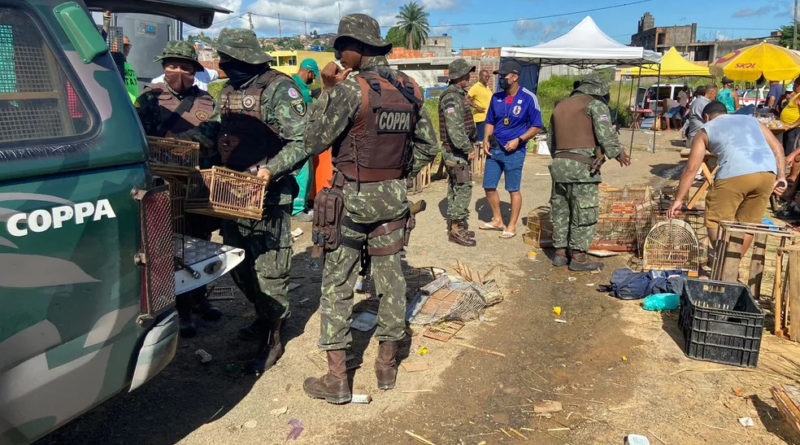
[
  {"xmin": 500, "ymin": 77, "xmax": 511, "ymax": 90},
  {"xmin": 220, "ymin": 60, "xmax": 265, "ymax": 89},
  {"xmin": 164, "ymin": 70, "xmax": 195, "ymax": 93}
]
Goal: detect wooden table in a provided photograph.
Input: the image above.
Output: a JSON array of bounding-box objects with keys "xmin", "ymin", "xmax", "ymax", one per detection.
[{"xmin": 680, "ymin": 148, "xmax": 718, "ymax": 209}]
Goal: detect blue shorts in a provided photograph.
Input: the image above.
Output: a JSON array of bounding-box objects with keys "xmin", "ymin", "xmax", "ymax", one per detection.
[
  {"xmin": 483, "ymin": 147, "xmax": 525, "ymax": 192},
  {"xmin": 475, "ymin": 121, "xmax": 486, "ymax": 142}
]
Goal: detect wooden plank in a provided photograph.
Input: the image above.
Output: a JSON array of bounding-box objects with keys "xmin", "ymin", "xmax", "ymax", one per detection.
[
  {"xmin": 748, "ymin": 233, "xmax": 768, "ymax": 299},
  {"xmin": 788, "ymin": 250, "xmax": 800, "ymax": 341},
  {"xmin": 721, "ymin": 233, "xmax": 744, "ymax": 283},
  {"xmin": 687, "ymin": 165, "xmax": 718, "ymax": 210},
  {"xmin": 775, "ymin": 248, "xmax": 786, "ymax": 337}
]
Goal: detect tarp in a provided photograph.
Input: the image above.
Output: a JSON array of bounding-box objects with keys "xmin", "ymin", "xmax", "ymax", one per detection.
[
  {"xmin": 500, "ymin": 16, "xmax": 661, "ymax": 67},
  {"xmin": 621, "ymin": 47, "xmax": 710, "ymax": 77}
]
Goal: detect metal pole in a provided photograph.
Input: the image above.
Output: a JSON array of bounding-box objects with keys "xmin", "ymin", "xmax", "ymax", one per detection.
[
  {"xmin": 629, "ymin": 69, "xmax": 642, "ymax": 157},
  {"xmin": 278, "ymin": 13, "xmax": 281, "ymax": 38},
  {"xmin": 652, "ymin": 62, "xmax": 661, "ymax": 153},
  {"xmin": 794, "ymin": 0, "xmax": 798, "ymax": 50},
  {"xmin": 627, "ymin": 74, "xmax": 636, "ymax": 156},
  {"xmin": 248, "ymin": 12, "xmax": 253, "ymax": 31}
]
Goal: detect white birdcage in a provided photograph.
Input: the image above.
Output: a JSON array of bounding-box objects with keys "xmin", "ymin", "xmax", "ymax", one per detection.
[{"xmin": 643, "ymin": 219, "xmax": 700, "ymax": 276}]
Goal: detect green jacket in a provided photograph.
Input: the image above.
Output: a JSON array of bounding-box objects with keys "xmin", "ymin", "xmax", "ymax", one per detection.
[
  {"xmin": 265, "ymin": 56, "xmax": 439, "ymax": 224},
  {"xmin": 439, "ymin": 84, "xmax": 473, "ymax": 157},
  {"xmin": 291, "ymin": 74, "xmax": 313, "ymax": 104},
  {"xmin": 548, "ymin": 91, "xmax": 622, "ymax": 183},
  {"xmin": 208, "ymin": 71, "xmax": 307, "ymax": 206}
]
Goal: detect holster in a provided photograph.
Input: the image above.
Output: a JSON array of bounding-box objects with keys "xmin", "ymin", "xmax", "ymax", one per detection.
[
  {"xmin": 446, "ymin": 162, "xmax": 471, "ymax": 184},
  {"xmin": 553, "ymin": 149, "xmax": 605, "ymax": 176},
  {"xmin": 311, "ymin": 174, "xmax": 346, "ymax": 258}
]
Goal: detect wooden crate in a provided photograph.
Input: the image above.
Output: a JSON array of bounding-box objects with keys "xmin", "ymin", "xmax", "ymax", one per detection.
[
  {"xmin": 470, "ymin": 143, "xmax": 486, "ymax": 176},
  {"xmin": 185, "ymin": 166, "xmax": 267, "ymax": 220},
  {"xmin": 146, "ymin": 136, "xmax": 199, "ymax": 177},
  {"xmin": 598, "ymin": 184, "xmax": 652, "ymax": 215},
  {"xmin": 409, "ymin": 162, "xmax": 432, "ymax": 194},
  {"xmin": 523, "ymin": 206, "xmax": 553, "ymax": 248}
]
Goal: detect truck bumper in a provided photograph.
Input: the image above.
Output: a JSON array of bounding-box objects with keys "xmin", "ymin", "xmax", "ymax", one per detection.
[
  {"xmin": 129, "ymin": 310, "xmax": 179, "ymax": 392},
  {"xmin": 174, "ymin": 235, "xmax": 245, "ymax": 295}
]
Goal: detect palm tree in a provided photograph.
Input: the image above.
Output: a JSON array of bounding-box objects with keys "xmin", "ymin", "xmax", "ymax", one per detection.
[{"xmin": 395, "ymin": 2, "xmax": 429, "ymax": 50}]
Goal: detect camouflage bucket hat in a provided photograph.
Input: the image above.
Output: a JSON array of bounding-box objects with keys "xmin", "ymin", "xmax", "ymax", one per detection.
[
  {"xmin": 154, "ymin": 40, "xmax": 204, "ymax": 72},
  {"xmin": 448, "ymin": 58, "xmax": 475, "ymax": 80},
  {"xmin": 333, "ymin": 14, "xmax": 391, "ymax": 54},
  {"xmin": 576, "ymin": 71, "xmax": 609, "ymax": 96},
  {"xmin": 216, "ymin": 28, "xmax": 273, "ymax": 64}
]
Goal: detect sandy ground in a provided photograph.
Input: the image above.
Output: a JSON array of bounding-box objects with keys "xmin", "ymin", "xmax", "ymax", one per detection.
[{"xmin": 38, "ymin": 129, "xmax": 800, "ymax": 445}]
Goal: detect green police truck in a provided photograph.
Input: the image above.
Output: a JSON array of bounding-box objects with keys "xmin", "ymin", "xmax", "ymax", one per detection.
[{"xmin": 0, "ymin": 1, "xmax": 240, "ymax": 443}]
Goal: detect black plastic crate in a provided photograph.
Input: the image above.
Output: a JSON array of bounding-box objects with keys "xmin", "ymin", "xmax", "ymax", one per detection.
[{"xmin": 679, "ymin": 279, "xmax": 763, "ymax": 367}]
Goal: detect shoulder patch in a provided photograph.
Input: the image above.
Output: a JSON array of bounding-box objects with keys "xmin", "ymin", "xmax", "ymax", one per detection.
[
  {"xmin": 288, "ymin": 87, "xmax": 300, "ymax": 99},
  {"xmin": 195, "ymin": 109, "xmax": 209, "ymax": 121},
  {"xmin": 291, "ymin": 98, "xmax": 306, "ymax": 116},
  {"xmin": 599, "ymin": 114, "xmax": 609, "ymax": 121},
  {"xmin": 446, "ymin": 106, "xmax": 456, "ymax": 114}
]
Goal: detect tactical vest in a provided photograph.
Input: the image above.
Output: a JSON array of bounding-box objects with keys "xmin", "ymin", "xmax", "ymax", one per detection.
[
  {"xmin": 146, "ymin": 83, "xmax": 215, "ymax": 137},
  {"xmin": 438, "ymin": 88, "xmax": 477, "ymax": 153},
  {"xmin": 334, "ymin": 70, "xmax": 421, "ymax": 183},
  {"xmin": 552, "ymin": 94, "xmax": 597, "ymax": 150},
  {"xmin": 218, "ymin": 70, "xmax": 287, "ymax": 172}
]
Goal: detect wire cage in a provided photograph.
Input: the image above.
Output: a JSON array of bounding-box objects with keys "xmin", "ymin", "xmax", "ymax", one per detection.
[
  {"xmin": 592, "ymin": 204, "xmax": 658, "ymax": 254},
  {"xmin": 185, "ymin": 166, "xmax": 267, "ymax": 220},
  {"xmin": 165, "ymin": 177, "xmax": 187, "ymax": 235},
  {"xmin": 598, "ymin": 184, "xmax": 653, "ymax": 215},
  {"xmin": 146, "ymin": 136, "xmax": 200, "ymax": 177},
  {"xmin": 643, "ymin": 219, "xmax": 700, "ymax": 276},
  {"xmin": 523, "ymin": 206, "xmax": 554, "ymax": 248}
]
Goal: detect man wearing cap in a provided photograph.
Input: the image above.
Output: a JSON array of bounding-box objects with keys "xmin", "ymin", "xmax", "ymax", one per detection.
[
  {"xmin": 135, "ymin": 40, "xmax": 222, "ymax": 337},
  {"xmin": 480, "ymin": 60, "xmax": 543, "ymax": 239},
  {"xmin": 548, "ymin": 72, "xmax": 631, "ymax": 271},
  {"xmin": 439, "ymin": 58, "xmax": 478, "ymax": 246},
  {"xmin": 207, "ymin": 28, "xmax": 307, "ymax": 374},
  {"xmin": 258, "ymin": 13, "xmax": 439, "ymax": 404},
  {"xmin": 290, "ymin": 58, "xmax": 320, "ymax": 221}
]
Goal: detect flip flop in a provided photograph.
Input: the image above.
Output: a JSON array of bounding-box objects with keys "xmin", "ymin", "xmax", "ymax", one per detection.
[
  {"xmin": 479, "ymin": 221, "xmax": 505, "ymax": 231},
  {"xmin": 499, "ymin": 231, "xmax": 516, "ymax": 239}
]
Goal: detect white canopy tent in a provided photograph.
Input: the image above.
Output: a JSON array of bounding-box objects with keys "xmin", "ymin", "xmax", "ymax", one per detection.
[
  {"xmin": 500, "ymin": 16, "xmax": 662, "ymax": 154},
  {"xmin": 501, "ymin": 16, "xmax": 661, "ymax": 67}
]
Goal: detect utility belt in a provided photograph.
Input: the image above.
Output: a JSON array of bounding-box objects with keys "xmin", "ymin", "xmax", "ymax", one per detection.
[
  {"xmin": 311, "ymin": 172, "xmax": 419, "ymax": 258},
  {"xmin": 553, "ymin": 149, "xmax": 605, "ymax": 176}
]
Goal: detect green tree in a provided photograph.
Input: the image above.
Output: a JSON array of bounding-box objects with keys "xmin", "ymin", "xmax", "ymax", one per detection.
[
  {"xmin": 395, "ymin": 2, "xmax": 429, "ymax": 50},
  {"xmin": 778, "ymin": 23, "xmax": 796, "ymax": 48},
  {"xmin": 385, "ymin": 26, "xmax": 405, "ymax": 48}
]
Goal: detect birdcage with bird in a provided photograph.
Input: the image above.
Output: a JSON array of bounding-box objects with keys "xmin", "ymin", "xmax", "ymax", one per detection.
[{"xmin": 643, "ymin": 218, "xmax": 700, "ymax": 276}]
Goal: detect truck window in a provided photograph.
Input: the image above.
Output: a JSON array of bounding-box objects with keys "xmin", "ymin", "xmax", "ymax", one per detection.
[{"xmin": 0, "ymin": 7, "xmax": 93, "ymax": 146}]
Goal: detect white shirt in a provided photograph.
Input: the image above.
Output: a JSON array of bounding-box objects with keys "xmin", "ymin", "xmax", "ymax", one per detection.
[{"xmin": 151, "ymin": 68, "xmax": 219, "ymax": 91}]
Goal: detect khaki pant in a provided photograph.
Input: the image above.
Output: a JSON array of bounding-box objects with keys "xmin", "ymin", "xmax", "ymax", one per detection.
[{"xmin": 705, "ymin": 172, "xmax": 776, "ymax": 233}]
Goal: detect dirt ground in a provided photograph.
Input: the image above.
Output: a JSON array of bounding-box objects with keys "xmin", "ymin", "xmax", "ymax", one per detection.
[{"xmin": 39, "ymin": 130, "xmax": 800, "ymax": 445}]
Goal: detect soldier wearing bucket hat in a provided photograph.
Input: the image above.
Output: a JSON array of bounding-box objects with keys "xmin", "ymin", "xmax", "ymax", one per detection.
[
  {"xmin": 548, "ymin": 71, "xmax": 630, "ymax": 271},
  {"xmin": 439, "ymin": 58, "xmax": 478, "ymax": 246},
  {"xmin": 259, "ymin": 13, "xmax": 439, "ymax": 404},
  {"xmin": 135, "ymin": 40, "xmax": 222, "ymax": 337},
  {"xmin": 206, "ymin": 28, "xmax": 307, "ymax": 375}
]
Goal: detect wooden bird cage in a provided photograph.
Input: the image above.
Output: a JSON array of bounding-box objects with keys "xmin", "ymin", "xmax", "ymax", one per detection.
[
  {"xmin": 185, "ymin": 166, "xmax": 267, "ymax": 220},
  {"xmin": 146, "ymin": 136, "xmax": 200, "ymax": 177},
  {"xmin": 523, "ymin": 206, "xmax": 553, "ymax": 248},
  {"xmin": 643, "ymin": 219, "xmax": 700, "ymax": 276}
]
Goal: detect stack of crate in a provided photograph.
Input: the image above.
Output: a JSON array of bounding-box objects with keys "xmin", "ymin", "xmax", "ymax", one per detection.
[{"xmin": 591, "ymin": 184, "xmax": 655, "ymax": 254}]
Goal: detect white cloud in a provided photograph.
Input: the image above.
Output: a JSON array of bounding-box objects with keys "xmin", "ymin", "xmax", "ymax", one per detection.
[
  {"xmin": 732, "ymin": 5, "xmax": 774, "ymax": 18},
  {"xmin": 512, "ymin": 18, "xmax": 573, "ymax": 44}
]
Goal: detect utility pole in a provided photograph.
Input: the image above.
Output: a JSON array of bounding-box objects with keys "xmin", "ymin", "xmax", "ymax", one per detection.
[
  {"xmin": 794, "ymin": 0, "xmax": 798, "ymax": 50},
  {"xmin": 304, "ymin": 17, "xmax": 307, "ymax": 36},
  {"xmin": 338, "ymin": 2, "xmax": 341, "ymax": 20},
  {"xmin": 248, "ymin": 11, "xmax": 253, "ymax": 31},
  {"xmin": 278, "ymin": 13, "xmax": 282, "ymax": 38}
]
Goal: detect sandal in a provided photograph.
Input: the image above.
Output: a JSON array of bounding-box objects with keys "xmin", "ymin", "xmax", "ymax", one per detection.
[
  {"xmin": 499, "ymin": 231, "xmax": 516, "ymax": 239},
  {"xmin": 479, "ymin": 221, "xmax": 505, "ymax": 231}
]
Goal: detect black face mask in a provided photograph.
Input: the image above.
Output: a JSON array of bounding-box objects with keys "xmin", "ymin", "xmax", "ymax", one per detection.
[
  {"xmin": 499, "ymin": 77, "xmax": 511, "ymax": 90},
  {"xmin": 220, "ymin": 59, "xmax": 266, "ymax": 88}
]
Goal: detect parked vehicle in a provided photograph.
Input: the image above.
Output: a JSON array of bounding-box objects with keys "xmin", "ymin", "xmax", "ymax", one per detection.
[
  {"xmin": 741, "ymin": 85, "xmax": 768, "ymax": 108},
  {"xmin": 0, "ymin": 1, "xmax": 238, "ymax": 444},
  {"xmin": 635, "ymin": 83, "xmax": 690, "ymax": 113}
]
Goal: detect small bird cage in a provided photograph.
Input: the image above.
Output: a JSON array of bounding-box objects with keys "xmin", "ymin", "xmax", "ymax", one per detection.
[{"xmin": 643, "ymin": 219, "xmax": 700, "ymax": 276}]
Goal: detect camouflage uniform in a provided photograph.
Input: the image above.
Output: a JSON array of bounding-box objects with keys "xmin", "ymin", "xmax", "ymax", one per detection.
[
  {"xmin": 266, "ymin": 14, "xmax": 438, "ymax": 402},
  {"xmin": 548, "ymin": 72, "xmax": 622, "ymax": 255},
  {"xmin": 439, "ymin": 58, "xmax": 477, "ymax": 246},
  {"xmin": 134, "ymin": 40, "xmax": 221, "ymax": 336},
  {"xmin": 208, "ymin": 28, "xmax": 306, "ymax": 371}
]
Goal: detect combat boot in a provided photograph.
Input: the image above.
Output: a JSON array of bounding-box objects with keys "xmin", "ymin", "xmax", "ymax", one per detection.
[
  {"xmin": 448, "ymin": 221, "xmax": 476, "ymax": 247},
  {"xmin": 375, "ymin": 341, "xmax": 399, "ymax": 390},
  {"xmin": 303, "ymin": 350, "xmax": 351, "ymax": 404},
  {"xmin": 457, "ymin": 219, "xmax": 475, "ymax": 237},
  {"xmin": 246, "ymin": 319, "xmax": 284, "ymax": 375},
  {"xmin": 568, "ymin": 251, "xmax": 604, "ymax": 271},
  {"xmin": 552, "ymin": 248, "xmax": 569, "ymax": 267}
]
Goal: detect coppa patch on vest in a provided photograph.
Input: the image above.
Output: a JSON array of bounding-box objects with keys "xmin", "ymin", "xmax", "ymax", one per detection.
[{"xmin": 377, "ymin": 109, "xmax": 412, "ymax": 133}]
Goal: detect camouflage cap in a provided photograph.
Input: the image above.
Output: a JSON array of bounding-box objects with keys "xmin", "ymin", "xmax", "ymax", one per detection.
[
  {"xmin": 216, "ymin": 28, "xmax": 273, "ymax": 64},
  {"xmin": 154, "ymin": 40, "xmax": 204, "ymax": 72},
  {"xmin": 576, "ymin": 71, "xmax": 609, "ymax": 96},
  {"xmin": 333, "ymin": 14, "xmax": 391, "ymax": 54},
  {"xmin": 448, "ymin": 58, "xmax": 475, "ymax": 80}
]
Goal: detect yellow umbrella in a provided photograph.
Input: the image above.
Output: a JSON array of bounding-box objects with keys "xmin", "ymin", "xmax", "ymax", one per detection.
[
  {"xmin": 710, "ymin": 42, "xmax": 800, "ymax": 81},
  {"xmin": 621, "ymin": 47, "xmax": 710, "ymax": 77}
]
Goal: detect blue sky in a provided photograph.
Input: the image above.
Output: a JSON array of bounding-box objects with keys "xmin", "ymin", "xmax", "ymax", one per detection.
[{"xmin": 197, "ymin": 0, "xmax": 794, "ymax": 49}]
